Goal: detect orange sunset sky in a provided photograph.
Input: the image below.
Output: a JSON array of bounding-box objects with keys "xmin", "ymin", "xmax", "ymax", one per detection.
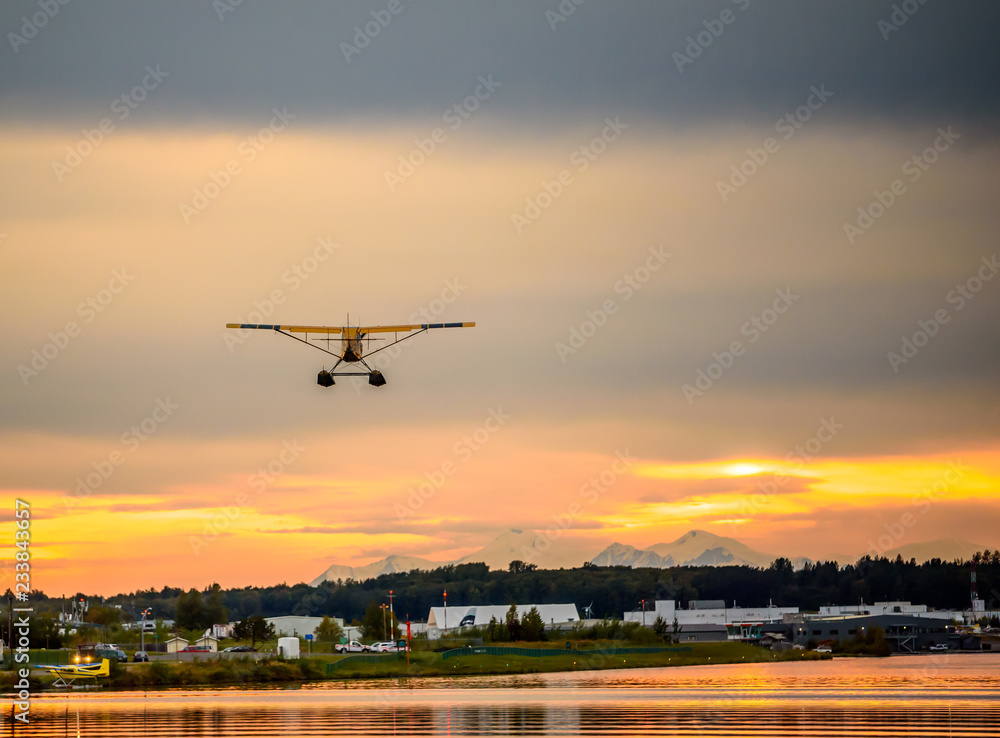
[{"xmin": 1, "ymin": 2, "xmax": 999, "ymax": 596}]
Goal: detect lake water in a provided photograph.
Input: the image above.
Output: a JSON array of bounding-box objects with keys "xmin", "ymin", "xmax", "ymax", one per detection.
[{"xmin": 11, "ymin": 653, "xmax": 1000, "ymax": 737}]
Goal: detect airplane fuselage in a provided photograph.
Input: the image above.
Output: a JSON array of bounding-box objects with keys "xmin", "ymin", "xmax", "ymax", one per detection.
[{"xmin": 342, "ymin": 329, "xmax": 364, "ymax": 362}]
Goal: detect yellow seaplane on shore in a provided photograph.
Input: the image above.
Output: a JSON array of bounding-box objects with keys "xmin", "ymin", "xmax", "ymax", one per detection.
[
  {"xmin": 39, "ymin": 658, "xmax": 111, "ymax": 688},
  {"xmin": 225, "ymin": 319, "xmax": 476, "ymax": 388}
]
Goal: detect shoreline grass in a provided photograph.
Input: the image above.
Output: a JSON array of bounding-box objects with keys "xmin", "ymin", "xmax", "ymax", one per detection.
[{"xmin": 6, "ymin": 642, "xmax": 829, "ymax": 692}]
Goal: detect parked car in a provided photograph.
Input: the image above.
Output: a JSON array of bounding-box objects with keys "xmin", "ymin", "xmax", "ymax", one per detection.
[
  {"xmin": 814, "ymin": 646, "xmax": 832, "ymax": 653},
  {"xmin": 929, "ymin": 643, "xmax": 949, "ymax": 652},
  {"xmin": 222, "ymin": 646, "xmax": 257, "ymax": 652},
  {"xmin": 369, "ymin": 642, "xmax": 395, "ymax": 653},
  {"xmin": 179, "ymin": 645, "xmax": 212, "ymax": 653},
  {"xmin": 97, "ymin": 647, "xmax": 128, "ymax": 662},
  {"xmin": 133, "ymin": 651, "xmax": 149, "ymax": 662},
  {"xmin": 334, "ymin": 640, "xmax": 371, "ymax": 654}
]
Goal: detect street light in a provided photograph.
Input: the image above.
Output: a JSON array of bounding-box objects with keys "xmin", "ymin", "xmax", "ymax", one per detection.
[
  {"xmin": 140, "ymin": 608, "xmax": 152, "ymax": 654},
  {"xmin": 443, "ymin": 590, "xmax": 448, "ymax": 632},
  {"xmin": 640, "ymin": 599, "xmax": 647, "ymax": 627},
  {"xmin": 379, "ymin": 603, "xmax": 388, "ymax": 641}
]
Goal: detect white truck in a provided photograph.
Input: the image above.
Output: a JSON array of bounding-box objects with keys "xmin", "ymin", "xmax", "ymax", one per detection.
[{"xmin": 334, "ymin": 640, "xmax": 371, "ymax": 654}]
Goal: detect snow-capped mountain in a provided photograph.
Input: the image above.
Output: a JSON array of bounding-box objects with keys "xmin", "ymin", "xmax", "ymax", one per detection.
[
  {"xmin": 309, "ymin": 528, "xmax": 992, "ymax": 585},
  {"xmin": 590, "ymin": 530, "xmax": 777, "ymax": 569},
  {"xmin": 310, "ymin": 528, "xmax": 553, "ymax": 586}
]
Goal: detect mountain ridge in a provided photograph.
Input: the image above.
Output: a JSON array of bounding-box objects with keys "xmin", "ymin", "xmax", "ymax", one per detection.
[{"xmin": 309, "ymin": 529, "xmax": 991, "ymax": 585}]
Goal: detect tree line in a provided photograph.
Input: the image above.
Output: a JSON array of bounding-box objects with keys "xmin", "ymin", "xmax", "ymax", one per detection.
[{"xmin": 12, "ymin": 551, "xmax": 1000, "ymax": 627}]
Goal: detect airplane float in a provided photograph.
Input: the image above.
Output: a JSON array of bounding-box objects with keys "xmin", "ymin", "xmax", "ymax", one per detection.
[{"xmin": 225, "ymin": 319, "xmax": 475, "ymax": 387}]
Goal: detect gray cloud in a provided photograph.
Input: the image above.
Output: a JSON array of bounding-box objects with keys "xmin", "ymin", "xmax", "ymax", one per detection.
[{"xmin": 2, "ymin": 1, "xmax": 998, "ymax": 128}]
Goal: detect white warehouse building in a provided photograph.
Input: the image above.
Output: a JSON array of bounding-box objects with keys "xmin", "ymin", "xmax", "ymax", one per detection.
[
  {"xmin": 623, "ymin": 599, "xmax": 798, "ymax": 632},
  {"xmin": 426, "ymin": 603, "xmax": 580, "ymax": 638},
  {"xmin": 817, "ymin": 601, "xmax": 957, "ymax": 621}
]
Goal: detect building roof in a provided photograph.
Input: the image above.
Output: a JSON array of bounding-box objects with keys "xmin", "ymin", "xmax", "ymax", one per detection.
[{"xmin": 427, "ymin": 604, "xmax": 580, "ymax": 628}]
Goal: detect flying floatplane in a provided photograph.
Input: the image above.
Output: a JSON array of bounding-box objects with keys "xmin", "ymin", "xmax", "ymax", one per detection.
[{"xmin": 225, "ymin": 319, "xmax": 475, "ymax": 387}]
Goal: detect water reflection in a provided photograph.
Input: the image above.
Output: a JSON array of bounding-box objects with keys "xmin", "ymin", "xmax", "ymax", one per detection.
[{"xmin": 12, "ymin": 654, "xmax": 1000, "ymax": 737}]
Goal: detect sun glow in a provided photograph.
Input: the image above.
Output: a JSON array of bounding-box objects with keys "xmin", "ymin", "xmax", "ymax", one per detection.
[{"xmin": 724, "ymin": 463, "xmax": 765, "ymax": 477}]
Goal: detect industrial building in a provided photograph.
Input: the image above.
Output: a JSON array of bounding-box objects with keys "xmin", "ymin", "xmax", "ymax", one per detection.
[
  {"xmin": 264, "ymin": 615, "xmax": 360, "ymax": 641},
  {"xmin": 818, "ymin": 601, "xmax": 956, "ymax": 620},
  {"xmin": 425, "ymin": 603, "xmax": 580, "ymax": 638},
  {"xmin": 622, "ymin": 599, "xmax": 798, "ymax": 641},
  {"xmin": 788, "ymin": 613, "xmax": 968, "ymax": 652}
]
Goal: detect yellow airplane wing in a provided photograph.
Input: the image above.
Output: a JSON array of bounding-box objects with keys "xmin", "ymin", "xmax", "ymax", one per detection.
[
  {"xmin": 225, "ymin": 322, "xmax": 474, "ymax": 335},
  {"xmin": 355, "ymin": 322, "xmax": 476, "ymax": 334},
  {"xmin": 226, "ymin": 323, "xmax": 344, "ymax": 335}
]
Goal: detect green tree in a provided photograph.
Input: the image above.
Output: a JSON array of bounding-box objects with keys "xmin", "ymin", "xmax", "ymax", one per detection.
[
  {"xmin": 85, "ymin": 605, "xmax": 122, "ymax": 627},
  {"xmin": 232, "ymin": 615, "xmax": 275, "ymax": 649},
  {"xmin": 360, "ymin": 601, "xmax": 399, "ymax": 641},
  {"xmin": 521, "ymin": 606, "xmax": 545, "ymax": 641},
  {"xmin": 204, "ymin": 583, "xmax": 228, "ymax": 626},
  {"xmin": 175, "ymin": 589, "xmax": 204, "ymax": 631},
  {"xmin": 652, "ymin": 615, "xmax": 668, "ymax": 639},
  {"xmin": 28, "ymin": 616, "xmax": 64, "ymax": 649},
  {"xmin": 486, "ymin": 615, "xmax": 505, "ymax": 642},
  {"xmin": 505, "ymin": 603, "xmax": 521, "ymax": 641},
  {"xmin": 508, "ymin": 560, "xmax": 538, "ymax": 574},
  {"xmin": 361, "ymin": 601, "xmax": 383, "ymax": 640},
  {"xmin": 314, "ymin": 615, "xmax": 344, "ymax": 643}
]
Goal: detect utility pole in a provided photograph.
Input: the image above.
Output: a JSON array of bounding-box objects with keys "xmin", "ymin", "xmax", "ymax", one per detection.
[
  {"xmin": 443, "ymin": 590, "xmax": 448, "ymax": 632},
  {"xmin": 388, "ymin": 590, "xmax": 395, "ymax": 639}
]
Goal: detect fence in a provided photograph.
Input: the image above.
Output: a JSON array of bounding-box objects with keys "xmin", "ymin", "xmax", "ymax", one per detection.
[
  {"xmin": 324, "ymin": 652, "xmax": 406, "ymax": 674},
  {"xmin": 441, "ymin": 645, "xmax": 692, "ymax": 660}
]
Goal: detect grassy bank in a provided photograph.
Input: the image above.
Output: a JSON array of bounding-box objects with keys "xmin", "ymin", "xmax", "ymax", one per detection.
[
  {"xmin": 7, "ymin": 642, "xmax": 829, "ymax": 691},
  {"xmin": 330, "ymin": 642, "xmax": 826, "ymax": 679}
]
